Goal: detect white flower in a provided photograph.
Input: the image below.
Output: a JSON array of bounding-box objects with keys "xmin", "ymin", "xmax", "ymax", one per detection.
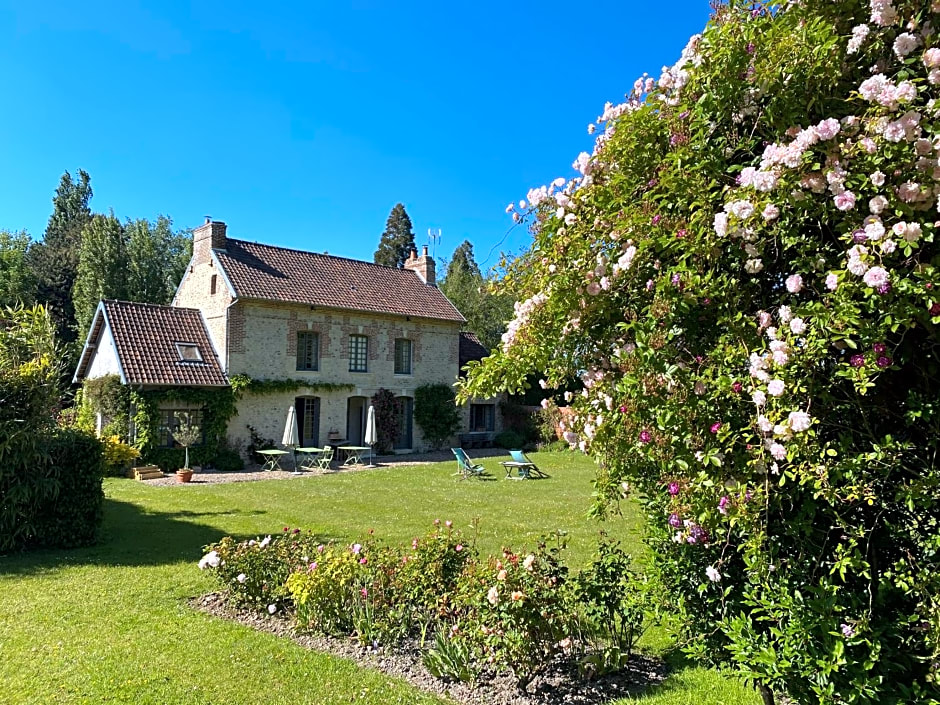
[
  {"xmin": 880, "ymin": 239, "xmax": 897, "ymax": 254},
  {"xmin": 487, "ymin": 586, "xmax": 500, "ymax": 605},
  {"xmin": 789, "ymin": 317, "xmax": 807, "ymax": 335},
  {"xmin": 758, "ymin": 415, "xmax": 773, "ymax": 433},
  {"xmin": 893, "ymin": 32, "xmax": 921, "ymax": 59},
  {"xmin": 863, "ymin": 266, "xmax": 889, "ymax": 289},
  {"xmin": 259, "ymin": 535, "xmax": 272, "ymax": 549},
  {"xmin": 762, "ymin": 204, "xmax": 780, "ymax": 221},
  {"xmin": 870, "ymin": 171, "xmax": 886, "ymax": 187},
  {"xmin": 788, "ymin": 411, "xmax": 812, "ymax": 432},
  {"xmin": 785, "ymin": 274, "xmax": 803, "ymax": 294},
  {"xmin": 778, "ymin": 305, "xmax": 792, "ymax": 323},
  {"xmin": 826, "ymin": 273, "xmax": 839, "ymax": 291},
  {"xmin": 869, "ymin": 195, "xmax": 888, "ymax": 214},
  {"xmin": 769, "ymin": 442, "xmax": 787, "ymax": 460},
  {"xmin": 236, "ymin": 573, "xmax": 247, "ymax": 584},
  {"xmin": 523, "ymin": 554, "xmax": 535, "ymax": 571},
  {"xmin": 767, "ymin": 379, "xmax": 785, "ymax": 397},
  {"xmin": 268, "ymin": 604, "xmax": 277, "ymax": 614},
  {"xmin": 714, "ymin": 212, "xmax": 729, "ymax": 237},
  {"xmin": 705, "ymin": 566, "xmax": 721, "ymax": 582},
  {"xmin": 752, "ymin": 390, "xmax": 767, "ymax": 406},
  {"xmin": 198, "ymin": 551, "xmax": 221, "ymax": 570},
  {"xmin": 745, "ymin": 258, "xmax": 764, "ymax": 274}
]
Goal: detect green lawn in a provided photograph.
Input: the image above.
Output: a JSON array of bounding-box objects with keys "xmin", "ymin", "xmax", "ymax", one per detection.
[{"xmin": 0, "ymin": 453, "xmax": 759, "ymax": 705}]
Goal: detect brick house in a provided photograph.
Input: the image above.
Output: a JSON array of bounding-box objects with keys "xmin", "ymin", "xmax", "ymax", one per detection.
[{"xmin": 74, "ymin": 219, "xmax": 502, "ymax": 458}]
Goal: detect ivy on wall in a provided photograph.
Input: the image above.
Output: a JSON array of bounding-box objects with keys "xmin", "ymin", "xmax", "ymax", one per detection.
[{"xmin": 229, "ymin": 374, "xmax": 354, "ymax": 396}]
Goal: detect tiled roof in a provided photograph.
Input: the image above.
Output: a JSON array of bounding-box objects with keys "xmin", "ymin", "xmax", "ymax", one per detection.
[
  {"xmin": 214, "ymin": 239, "xmax": 465, "ymax": 323},
  {"xmin": 76, "ymin": 300, "xmax": 228, "ymax": 387},
  {"xmin": 459, "ymin": 331, "xmax": 490, "ymax": 370}
]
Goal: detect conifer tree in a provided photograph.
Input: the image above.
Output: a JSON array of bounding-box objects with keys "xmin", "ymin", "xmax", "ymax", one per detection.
[
  {"xmin": 373, "ymin": 203, "xmax": 416, "ymax": 268},
  {"xmin": 72, "ymin": 212, "xmax": 127, "ymax": 335}
]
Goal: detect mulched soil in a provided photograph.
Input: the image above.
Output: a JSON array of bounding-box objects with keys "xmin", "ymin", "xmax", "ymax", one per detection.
[
  {"xmin": 192, "ymin": 592, "xmax": 667, "ymax": 705},
  {"xmin": 145, "ymin": 449, "xmax": 507, "ymax": 487}
]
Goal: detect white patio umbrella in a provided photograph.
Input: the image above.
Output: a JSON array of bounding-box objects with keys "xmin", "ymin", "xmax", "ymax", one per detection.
[
  {"xmin": 364, "ymin": 405, "xmax": 378, "ymax": 468},
  {"xmin": 282, "ymin": 405, "xmax": 300, "ymax": 473}
]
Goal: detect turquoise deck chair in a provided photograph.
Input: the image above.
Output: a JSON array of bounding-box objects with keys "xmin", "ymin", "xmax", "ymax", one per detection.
[
  {"xmin": 452, "ymin": 448, "xmax": 485, "ymax": 480},
  {"xmin": 501, "ymin": 449, "xmax": 549, "ymax": 479}
]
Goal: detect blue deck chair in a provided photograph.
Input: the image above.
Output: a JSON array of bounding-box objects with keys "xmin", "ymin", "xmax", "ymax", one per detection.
[
  {"xmin": 452, "ymin": 448, "xmax": 485, "ymax": 480},
  {"xmin": 500, "ymin": 449, "xmax": 549, "ymax": 479}
]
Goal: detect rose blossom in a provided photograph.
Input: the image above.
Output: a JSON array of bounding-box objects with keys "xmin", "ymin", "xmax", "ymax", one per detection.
[
  {"xmin": 767, "ymin": 379, "xmax": 785, "ymax": 397},
  {"xmin": 788, "ymin": 410, "xmax": 812, "ymax": 432},
  {"xmin": 769, "ymin": 442, "xmax": 787, "ymax": 460},
  {"xmin": 826, "ymin": 273, "xmax": 839, "ymax": 290},
  {"xmin": 834, "ymin": 191, "xmax": 856, "ymax": 211},
  {"xmin": 789, "ymin": 317, "xmax": 807, "ymax": 335},
  {"xmin": 706, "ymin": 566, "xmax": 722, "ymax": 582},
  {"xmin": 785, "ymin": 274, "xmax": 803, "ymax": 294},
  {"xmin": 863, "ymin": 266, "xmax": 889, "ymax": 289},
  {"xmin": 870, "ymin": 171, "xmax": 886, "ymax": 186}
]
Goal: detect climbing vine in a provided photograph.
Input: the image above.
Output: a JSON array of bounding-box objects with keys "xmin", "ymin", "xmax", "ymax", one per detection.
[{"xmin": 229, "ymin": 374, "xmax": 354, "ymax": 396}]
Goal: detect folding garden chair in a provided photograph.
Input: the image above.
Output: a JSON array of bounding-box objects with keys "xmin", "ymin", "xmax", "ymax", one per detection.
[
  {"xmin": 452, "ymin": 448, "xmax": 485, "ymax": 480},
  {"xmin": 500, "ymin": 449, "xmax": 549, "ymax": 479},
  {"xmin": 317, "ymin": 447, "xmax": 334, "ymax": 471}
]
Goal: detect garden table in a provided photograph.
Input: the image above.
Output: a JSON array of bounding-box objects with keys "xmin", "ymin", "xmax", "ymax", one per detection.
[
  {"xmin": 257, "ymin": 449, "xmax": 289, "ymax": 471},
  {"xmin": 294, "ymin": 447, "xmax": 323, "ymax": 472},
  {"xmin": 500, "ymin": 461, "xmax": 532, "ymax": 480},
  {"xmin": 338, "ymin": 445, "xmax": 370, "ymax": 465}
]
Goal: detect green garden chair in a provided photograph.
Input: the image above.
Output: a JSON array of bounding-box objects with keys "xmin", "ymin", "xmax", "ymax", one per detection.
[
  {"xmin": 317, "ymin": 447, "xmax": 334, "ymax": 470},
  {"xmin": 452, "ymin": 448, "xmax": 485, "ymax": 480}
]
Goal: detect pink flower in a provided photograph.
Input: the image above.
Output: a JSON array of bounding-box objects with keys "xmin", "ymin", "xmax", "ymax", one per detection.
[
  {"xmin": 360, "ymin": 588, "xmax": 368, "ymax": 598},
  {"xmin": 455, "ymin": 544, "xmax": 463, "ymax": 552},
  {"xmin": 351, "ymin": 543, "xmax": 362, "ymax": 554},
  {"xmin": 925, "ymin": 48, "xmax": 940, "ymax": 69},
  {"xmin": 788, "ymin": 411, "xmax": 812, "ymax": 432},
  {"xmin": 785, "ymin": 274, "xmax": 803, "ymax": 294},
  {"xmin": 718, "ymin": 496, "xmax": 730, "ymax": 515},
  {"xmin": 876, "ymin": 355, "xmax": 893, "ymax": 368},
  {"xmin": 487, "ymin": 586, "xmax": 499, "ymax": 605},
  {"xmin": 732, "ymin": 381, "xmax": 743, "ymax": 393},
  {"xmin": 710, "ymin": 422, "xmax": 721, "ymax": 434},
  {"xmin": 445, "ymin": 520, "xmax": 453, "ymax": 528},
  {"xmin": 639, "ymin": 430, "xmax": 652, "ymax": 443},
  {"xmin": 863, "ymin": 266, "xmax": 889, "ymax": 289},
  {"xmin": 668, "ymin": 481, "xmax": 680, "ymax": 496},
  {"xmin": 789, "ymin": 318, "xmax": 807, "ymax": 335},
  {"xmin": 767, "ymin": 379, "xmax": 785, "ymax": 397},
  {"xmin": 850, "ymin": 354, "xmax": 865, "ymax": 367},
  {"xmin": 873, "ymin": 342, "xmax": 886, "ymax": 354},
  {"xmin": 826, "ymin": 273, "xmax": 839, "ymax": 290},
  {"xmin": 834, "ymin": 191, "xmax": 856, "ymax": 211},
  {"xmin": 769, "ymin": 443, "xmax": 787, "ymax": 460}
]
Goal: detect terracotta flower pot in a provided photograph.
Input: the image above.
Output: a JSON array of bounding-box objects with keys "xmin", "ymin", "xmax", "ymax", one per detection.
[{"xmin": 176, "ymin": 469, "xmax": 194, "ymax": 483}]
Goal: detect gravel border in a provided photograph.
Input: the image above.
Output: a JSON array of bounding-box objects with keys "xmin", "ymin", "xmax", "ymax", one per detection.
[
  {"xmin": 192, "ymin": 593, "xmax": 666, "ymax": 705},
  {"xmin": 143, "ymin": 449, "xmax": 507, "ymax": 487}
]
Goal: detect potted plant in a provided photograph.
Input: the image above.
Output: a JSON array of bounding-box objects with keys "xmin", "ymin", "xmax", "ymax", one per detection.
[{"xmin": 172, "ymin": 412, "xmax": 202, "ymax": 483}]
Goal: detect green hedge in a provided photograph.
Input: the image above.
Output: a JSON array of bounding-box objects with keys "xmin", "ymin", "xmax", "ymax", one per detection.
[{"xmin": 30, "ymin": 429, "xmax": 105, "ymax": 549}]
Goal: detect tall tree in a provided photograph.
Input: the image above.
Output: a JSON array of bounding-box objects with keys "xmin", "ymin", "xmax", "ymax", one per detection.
[
  {"xmin": 373, "ymin": 203, "xmax": 416, "ymax": 268},
  {"xmin": 439, "ymin": 240, "xmax": 512, "ymax": 352},
  {"xmin": 126, "ymin": 215, "xmax": 191, "ymax": 304},
  {"xmin": 0, "ymin": 230, "xmax": 35, "ymax": 308},
  {"xmin": 72, "ymin": 212, "xmax": 127, "ymax": 335},
  {"xmin": 28, "ymin": 170, "xmax": 93, "ymax": 346}
]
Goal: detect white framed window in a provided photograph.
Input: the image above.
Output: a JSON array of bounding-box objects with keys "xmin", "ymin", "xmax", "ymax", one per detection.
[
  {"xmin": 349, "ymin": 335, "xmax": 368, "ymax": 372},
  {"xmin": 394, "ymin": 338, "xmax": 412, "ymax": 375},
  {"xmin": 175, "ymin": 342, "xmax": 203, "ymax": 362}
]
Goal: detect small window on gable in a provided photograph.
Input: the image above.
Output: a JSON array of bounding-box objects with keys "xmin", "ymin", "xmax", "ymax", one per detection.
[
  {"xmin": 210, "ymin": 274, "xmax": 217, "ymax": 295},
  {"xmin": 175, "ymin": 342, "xmax": 203, "ymax": 362}
]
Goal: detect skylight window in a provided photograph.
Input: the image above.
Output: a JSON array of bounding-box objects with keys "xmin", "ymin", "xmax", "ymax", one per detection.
[{"xmin": 175, "ymin": 343, "xmax": 203, "ymax": 362}]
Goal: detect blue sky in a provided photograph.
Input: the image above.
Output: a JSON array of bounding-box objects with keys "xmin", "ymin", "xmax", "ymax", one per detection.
[{"xmin": 0, "ymin": 1, "xmax": 712, "ymax": 270}]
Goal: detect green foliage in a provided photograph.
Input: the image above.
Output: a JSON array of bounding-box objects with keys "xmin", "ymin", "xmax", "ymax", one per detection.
[
  {"xmin": 439, "ymin": 240, "xmax": 514, "ymax": 352},
  {"xmin": 371, "ymin": 387, "xmax": 401, "ymax": 453},
  {"xmin": 373, "ymin": 203, "xmax": 416, "ymax": 268},
  {"xmin": 125, "ymin": 216, "xmax": 191, "ymax": 307},
  {"xmin": 0, "ymin": 230, "xmax": 35, "ymax": 309},
  {"xmin": 461, "ymin": 2, "xmax": 940, "ymax": 702},
  {"xmin": 130, "ymin": 386, "xmax": 237, "ymax": 471},
  {"xmin": 536, "ymin": 399, "xmax": 563, "ymax": 444},
  {"xmin": 494, "ymin": 430, "xmax": 524, "ymax": 449},
  {"xmin": 30, "ymin": 428, "xmax": 105, "ymax": 549},
  {"xmin": 73, "ymin": 211, "xmax": 128, "ymax": 335},
  {"xmin": 171, "ymin": 411, "xmax": 202, "ymax": 469},
  {"xmin": 80, "ymin": 373, "xmax": 130, "ymax": 437},
  {"xmin": 498, "ymin": 399, "xmax": 537, "ymax": 444},
  {"xmin": 413, "ymin": 383, "xmax": 461, "ymax": 450},
  {"xmin": 28, "ymin": 169, "xmax": 93, "ymax": 348},
  {"xmin": 212, "ymin": 445, "xmax": 244, "ymax": 472},
  {"xmin": 0, "ymin": 306, "xmax": 103, "ymax": 552},
  {"xmin": 229, "ymin": 374, "xmax": 353, "ymax": 396},
  {"xmin": 422, "ymin": 628, "xmax": 479, "ymax": 683},
  {"xmin": 245, "ymin": 424, "xmax": 276, "ymax": 464},
  {"xmin": 101, "ymin": 435, "xmax": 140, "ymax": 477}
]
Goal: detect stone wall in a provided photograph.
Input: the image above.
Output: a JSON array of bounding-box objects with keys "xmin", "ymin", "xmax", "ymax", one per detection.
[{"xmin": 225, "ymin": 300, "xmax": 462, "ymax": 453}]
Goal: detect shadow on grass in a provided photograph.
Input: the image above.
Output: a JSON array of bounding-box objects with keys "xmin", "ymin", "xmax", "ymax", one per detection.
[{"xmin": 0, "ymin": 497, "xmax": 337, "ymax": 576}]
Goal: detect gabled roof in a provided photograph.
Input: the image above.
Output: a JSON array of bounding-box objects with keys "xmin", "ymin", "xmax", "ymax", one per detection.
[
  {"xmin": 74, "ymin": 300, "xmax": 227, "ymax": 387},
  {"xmin": 459, "ymin": 331, "xmax": 490, "ymax": 370},
  {"xmin": 213, "ymin": 239, "xmax": 465, "ymax": 323}
]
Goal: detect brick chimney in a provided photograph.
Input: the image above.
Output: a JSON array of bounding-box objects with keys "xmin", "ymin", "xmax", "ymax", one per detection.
[
  {"xmin": 404, "ymin": 245, "xmax": 436, "ymax": 285},
  {"xmin": 192, "ymin": 217, "xmax": 227, "ymax": 263}
]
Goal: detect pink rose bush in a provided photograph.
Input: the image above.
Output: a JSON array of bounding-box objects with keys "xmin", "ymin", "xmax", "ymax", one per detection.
[{"xmin": 460, "ymin": 1, "xmax": 940, "ymax": 702}]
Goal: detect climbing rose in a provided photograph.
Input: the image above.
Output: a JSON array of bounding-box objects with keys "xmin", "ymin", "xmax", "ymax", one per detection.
[
  {"xmin": 863, "ymin": 266, "xmax": 889, "ymax": 289},
  {"xmin": 706, "ymin": 566, "xmax": 722, "ymax": 582},
  {"xmin": 767, "ymin": 379, "xmax": 785, "ymax": 396},
  {"xmin": 786, "ymin": 274, "xmax": 803, "ymax": 293},
  {"xmin": 788, "ymin": 411, "xmax": 812, "ymax": 432}
]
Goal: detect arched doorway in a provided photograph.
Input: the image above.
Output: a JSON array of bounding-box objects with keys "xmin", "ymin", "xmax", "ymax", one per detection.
[{"xmin": 346, "ymin": 396, "xmax": 368, "ymax": 446}]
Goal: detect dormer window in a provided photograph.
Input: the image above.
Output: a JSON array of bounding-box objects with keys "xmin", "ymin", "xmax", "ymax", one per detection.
[{"xmin": 175, "ymin": 343, "xmax": 203, "ymax": 362}]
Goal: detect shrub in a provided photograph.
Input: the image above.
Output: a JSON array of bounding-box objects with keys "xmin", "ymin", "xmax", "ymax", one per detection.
[
  {"xmin": 414, "ymin": 384, "xmax": 461, "ymax": 450},
  {"xmin": 101, "ymin": 435, "xmax": 140, "ymax": 477},
  {"xmin": 212, "ymin": 446, "xmax": 244, "ymax": 472},
  {"xmin": 536, "ymin": 399, "xmax": 563, "ymax": 444},
  {"xmin": 30, "ymin": 428, "xmax": 105, "ymax": 549},
  {"xmin": 494, "ymin": 430, "xmax": 524, "ymax": 449},
  {"xmin": 203, "ymin": 528, "xmax": 324, "ymax": 607},
  {"xmin": 459, "ymin": 2, "xmax": 940, "ymax": 702},
  {"xmin": 245, "ymin": 424, "xmax": 275, "ymax": 465},
  {"xmin": 498, "ymin": 400, "xmax": 538, "ymax": 444},
  {"xmin": 370, "ymin": 388, "xmax": 401, "ymax": 453}
]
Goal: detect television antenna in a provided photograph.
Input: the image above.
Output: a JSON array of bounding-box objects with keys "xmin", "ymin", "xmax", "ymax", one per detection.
[{"xmin": 427, "ymin": 228, "xmax": 442, "ymax": 258}]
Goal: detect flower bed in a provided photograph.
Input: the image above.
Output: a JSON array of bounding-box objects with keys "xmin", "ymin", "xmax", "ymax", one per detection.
[{"xmin": 198, "ymin": 524, "xmax": 651, "ymax": 691}]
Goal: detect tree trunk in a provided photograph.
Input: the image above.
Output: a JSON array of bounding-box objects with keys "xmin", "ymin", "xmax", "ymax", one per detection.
[{"xmin": 757, "ymin": 684, "xmax": 775, "ymax": 705}]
